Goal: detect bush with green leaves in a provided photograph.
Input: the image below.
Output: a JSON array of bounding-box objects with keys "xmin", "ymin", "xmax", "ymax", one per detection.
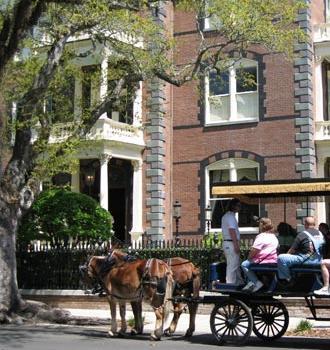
[{"xmin": 18, "ymin": 188, "xmax": 112, "ymax": 247}]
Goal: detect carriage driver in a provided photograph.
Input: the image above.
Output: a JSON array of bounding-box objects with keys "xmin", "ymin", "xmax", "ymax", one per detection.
[{"xmin": 277, "ymin": 217, "xmax": 324, "ymax": 285}]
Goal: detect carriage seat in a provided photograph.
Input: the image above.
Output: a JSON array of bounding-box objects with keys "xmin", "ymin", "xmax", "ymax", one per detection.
[
  {"xmin": 290, "ymin": 263, "xmax": 321, "ymax": 274},
  {"xmin": 249, "ymin": 262, "xmax": 321, "ymax": 275},
  {"xmin": 249, "ymin": 263, "xmax": 278, "ymax": 273}
]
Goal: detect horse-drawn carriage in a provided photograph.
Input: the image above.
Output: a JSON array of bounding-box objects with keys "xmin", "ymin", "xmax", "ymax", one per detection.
[
  {"xmin": 81, "ymin": 178, "xmax": 330, "ymax": 345},
  {"xmin": 183, "ymin": 262, "xmax": 329, "ymax": 345},
  {"xmin": 182, "ymin": 178, "xmax": 330, "ymax": 345}
]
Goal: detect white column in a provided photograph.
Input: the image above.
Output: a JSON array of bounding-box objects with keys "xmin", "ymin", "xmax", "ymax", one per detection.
[
  {"xmin": 99, "ymin": 54, "xmax": 109, "ymax": 119},
  {"xmin": 99, "ymin": 153, "xmax": 112, "ymax": 210},
  {"xmin": 100, "ymin": 56, "xmax": 108, "ymax": 99},
  {"xmin": 315, "ymin": 58, "xmax": 324, "ymax": 122},
  {"xmin": 133, "ymin": 81, "xmax": 142, "ymax": 127},
  {"xmin": 71, "ymin": 163, "xmax": 80, "ymax": 193},
  {"xmin": 130, "ymin": 159, "xmax": 144, "ymax": 247}
]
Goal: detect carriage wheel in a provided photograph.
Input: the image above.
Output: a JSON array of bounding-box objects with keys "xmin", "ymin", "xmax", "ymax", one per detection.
[
  {"xmin": 210, "ymin": 299, "xmax": 253, "ymax": 345},
  {"xmin": 252, "ymin": 301, "xmax": 289, "ymax": 341}
]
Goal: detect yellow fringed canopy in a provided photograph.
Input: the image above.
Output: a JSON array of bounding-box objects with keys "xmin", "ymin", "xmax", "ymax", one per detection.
[{"xmin": 212, "ymin": 179, "xmax": 330, "ymax": 199}]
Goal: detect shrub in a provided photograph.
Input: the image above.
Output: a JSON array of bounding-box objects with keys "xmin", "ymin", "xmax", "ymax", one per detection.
[
  {"xmin": 294, "ymin": 319, "xmax": 313, "ymax": 333},
  {"xmin": 18, "ymin": 188, "xmax": 113, "ymax": 247}
]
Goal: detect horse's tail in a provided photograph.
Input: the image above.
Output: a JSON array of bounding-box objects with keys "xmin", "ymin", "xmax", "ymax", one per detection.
[
  {"xmin": 163, "ymin": 270, "xmax": 174, "ymax": 322},
  {"xmin": 192, "ymin": 267, "xmax": 201, "ymax": 298}
]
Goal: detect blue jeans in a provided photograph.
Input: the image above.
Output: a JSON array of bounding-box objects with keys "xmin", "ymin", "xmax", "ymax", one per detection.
[
  {"xmin": 277, "ymin": 253, "xmax": 319, "ymax": 280},
  {"xmin": 241, "ymin": 259, "xmax": 259, "ymax": 284}
]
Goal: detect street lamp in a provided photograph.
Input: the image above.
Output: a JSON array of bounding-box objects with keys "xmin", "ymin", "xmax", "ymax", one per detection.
[
  {"xmin": 205, "ymin": 205, "xmax": 212, "ymax": 234},
  {"xmin": 173, "ymin": 200, "xmax": 181, "ymax": 246}
]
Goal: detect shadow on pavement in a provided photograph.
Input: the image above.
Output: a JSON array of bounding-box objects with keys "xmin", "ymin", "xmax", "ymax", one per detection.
[{"xmin": 1, "ymin": 325, "xmax": 329, "ymax": 350}]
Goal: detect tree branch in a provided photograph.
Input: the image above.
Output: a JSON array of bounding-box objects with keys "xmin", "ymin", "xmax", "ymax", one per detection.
[{"xmin": 0, "ymin": 0, "xmax": 46, "ymax": 78}]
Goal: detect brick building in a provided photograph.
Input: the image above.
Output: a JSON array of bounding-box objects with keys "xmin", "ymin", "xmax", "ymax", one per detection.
[
  {"xmin": 3, "ymin": 1, "xmax": 330, "ymax": 244},
  {"xmin": 152, "ymin": 0, "xmax": 330, "ymax": 241}
]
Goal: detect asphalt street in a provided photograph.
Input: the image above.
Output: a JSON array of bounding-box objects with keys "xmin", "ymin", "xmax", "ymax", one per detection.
[{"xmin": 0, "ymin": 324, "xmax": 330, "ymax": 350}]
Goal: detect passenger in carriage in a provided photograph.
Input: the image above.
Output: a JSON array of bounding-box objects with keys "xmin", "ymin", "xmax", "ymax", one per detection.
[
  {"xmin": 241, "ymin": 217, "xmax": 279, "ymax": 292},
  {"xmin": 277, "ymin": 217, "xmax": 324, "ymax": 285},
  {"xmin": 314, "ymin": 223, "xmax": 330, "ymax": 296},
  {"xmin": 277, "ymin": 222, "xmax": 296, "ymax": 253}
]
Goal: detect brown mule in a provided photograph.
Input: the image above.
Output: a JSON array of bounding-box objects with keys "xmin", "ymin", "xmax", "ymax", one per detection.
[
  {"xmin": 81, "ymin": 253, "xmax": 173, "ymax": 340},
  {"xmin": 102, "ymin": 251, "xmax": 200, "ymax": 337},
  {"xmin": 163, "ymin": 257, "xmax": 200, "ymax": 337}
]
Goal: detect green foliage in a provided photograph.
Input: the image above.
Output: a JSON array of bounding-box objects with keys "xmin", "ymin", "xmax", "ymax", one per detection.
[
  {"xmin": 0, "ymin": 0, "xmax": 307, "ymax": 182},
  {"xmin": 18, "ymin": 188, "xmax": 113, "ymax": 247},
  {"xmin": 203, "ymin": 232, "xmax": 223, "ymax": 248},
  {"xmin": 179, "ymin": 0, "xmax": 306, "ymax": 58},
  {"xmin": 294, "ymin": 319, "xmax": 313, "ymax": 333},
  {"xmin": 127, "ymin": 315, "xmax": 145, "ymax": 328}
]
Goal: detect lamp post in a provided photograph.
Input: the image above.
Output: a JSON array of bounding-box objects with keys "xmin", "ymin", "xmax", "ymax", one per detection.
[
  {"xmin": 173, "ymin": 200, "xmax": 181, "ymax": 247},
  {"xmin": 205, "ymin": 205, "xmax": 212, "ymax": 234}
]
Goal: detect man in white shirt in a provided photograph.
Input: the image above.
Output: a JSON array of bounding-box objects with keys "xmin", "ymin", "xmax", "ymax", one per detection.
[{"xmin": 221, "ymin": 198, "xmax": 244, "ymax": 285}]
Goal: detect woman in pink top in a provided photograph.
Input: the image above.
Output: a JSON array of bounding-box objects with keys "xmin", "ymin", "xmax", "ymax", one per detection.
[{"xmin": 241, "ymin": 217, "xmax": 279, "ymax": 292}]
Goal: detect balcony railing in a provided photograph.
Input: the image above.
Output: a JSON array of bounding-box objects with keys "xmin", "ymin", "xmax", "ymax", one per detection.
[
  {"xmin": 314, "ymin": 23, "xmax": 330, "ymax": 43},
  {"xmin": 315, "ymin": 120, "xmax": 330, "ymax": 141},
  {"xmin": 48, "ymin": 118, "xmax": 144, "ymax": 147}
]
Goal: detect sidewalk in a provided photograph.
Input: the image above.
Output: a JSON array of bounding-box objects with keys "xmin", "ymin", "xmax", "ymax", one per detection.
[
  {"xmin": 65, "ymin": 307, "xmax": 330, "ymax": 335},
  {"xmin": 22, "ymin": 289, "xmax": 330, "ymax": 334}
]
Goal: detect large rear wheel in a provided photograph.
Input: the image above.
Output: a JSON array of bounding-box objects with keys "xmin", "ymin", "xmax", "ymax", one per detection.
[
  {"xmin": 210, "ymin": 298, "xmax": 253, "ymax": 345},
  {"xmin": 252, "ymin": 301, "xmax": 289, "ymax": 341}
]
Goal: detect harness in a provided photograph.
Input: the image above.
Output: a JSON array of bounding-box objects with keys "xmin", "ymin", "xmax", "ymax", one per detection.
[
  {"xmin": 165, "ymin": 258, "xmax": 191, "ymax": 267},
  {"xmin": 88, "ymin": 254, "xmax": 142, "ymax": 300},
  {"xmin": 296, "ymin": 230, "xmax": 325, "ymax": 264},
  {"xmin": 165, "ymin": 258, "xmax": 195, "ymax": 293},
  {"xmin": 142, "ymin": 258, "xmax": 168, "ymax": 295}
]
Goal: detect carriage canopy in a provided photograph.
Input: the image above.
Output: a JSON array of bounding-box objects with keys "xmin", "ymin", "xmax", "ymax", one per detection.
[{"xmin": 212, "ymin": 178, "xmax": 330, "ymax": 200}]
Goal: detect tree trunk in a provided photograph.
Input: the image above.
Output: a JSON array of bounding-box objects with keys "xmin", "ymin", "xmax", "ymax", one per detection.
[{"xmin": 0, "ymin": 197, "xmax": 23, "ymax": 320}]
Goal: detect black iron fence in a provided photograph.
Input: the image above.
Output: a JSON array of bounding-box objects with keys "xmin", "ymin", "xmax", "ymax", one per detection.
[{"xmin": 16, "ymin": 237, "xmax": 256, "ymax": 290}]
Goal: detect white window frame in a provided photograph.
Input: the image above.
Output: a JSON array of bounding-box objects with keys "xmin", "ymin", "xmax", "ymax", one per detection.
[
  {"xmin": 79, "ymin": 56, "xmax": 142, "ymax": 127},
  {"xmin": 205, "ymin": 59, "xmax": 259, "ymax": 126},
  {"xmin": 205, "ymin": 158, "xmax": 260, "ymax": 234}
]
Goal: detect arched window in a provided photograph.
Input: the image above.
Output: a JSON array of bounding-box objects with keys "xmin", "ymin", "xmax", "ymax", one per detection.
[
  {"xmin": 205, "ymin": 158, "xmax": 260, "ymax": 231},
  {"xmin": 205, "ymin": 59, "xmax": 259, "ymax": 125}
]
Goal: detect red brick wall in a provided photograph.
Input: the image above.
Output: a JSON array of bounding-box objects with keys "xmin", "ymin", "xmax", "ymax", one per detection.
[{"xmin": 170, "ymin": 7, "xmax": 300, "ymax": 236}]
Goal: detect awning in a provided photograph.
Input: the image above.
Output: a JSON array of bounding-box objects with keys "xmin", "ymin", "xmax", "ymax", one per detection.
[{"xmin": 212, "ymin": 179, "xmax": 330, "ymax": 199}]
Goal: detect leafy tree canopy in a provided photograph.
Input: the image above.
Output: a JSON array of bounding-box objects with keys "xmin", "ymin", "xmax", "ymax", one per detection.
[{"xmin": 0, "ymin": 0, "xmax": 306, "ymax": 181}]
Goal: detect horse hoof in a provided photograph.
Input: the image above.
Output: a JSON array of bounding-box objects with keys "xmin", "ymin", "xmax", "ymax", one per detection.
[
  {"xmin": 131, "ymin": 328, "xmax": 138, "ymax": 336},
  {"xmin": 184, "ymin": 330, "xmax": 193, "ymax": 338},
  {"xmin": 163, "ymin": 328, "xmax": 173, "ymax": 337},
  {"xmin": 150, "ymin": 334, "xmax": 161, "ymax": 341},
  {"xmin": 107, "ymin": 331, "xmax": 116, "ymax": 337},
  {"xmin": 117, "ymin": 331, "xmax": 125, "ymax": 338}
]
